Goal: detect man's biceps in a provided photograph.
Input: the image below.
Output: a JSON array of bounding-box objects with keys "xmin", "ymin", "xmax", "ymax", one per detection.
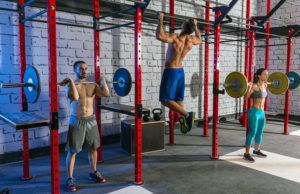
[
  {"xmin": 167, "ymin": 36, "xmax": 175, "ymax": 42},
  {"xmin": 160, "ymin": 37, "xmax": 169, "ymax": 43},
  {"xmin": 167, "ymin": 37, "xmax": 174, "ymax": 42}
]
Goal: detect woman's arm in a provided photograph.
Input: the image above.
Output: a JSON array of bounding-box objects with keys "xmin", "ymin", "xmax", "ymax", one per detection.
[{"xmin": 244, "ymin": 82, "xmax": 254, "ymax": 99}]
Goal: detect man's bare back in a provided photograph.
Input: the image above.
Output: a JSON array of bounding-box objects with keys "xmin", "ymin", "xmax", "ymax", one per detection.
[
  {"xmin": 156, "ymin": 12, "xmax": 202, "ymax": 69},
  {"xmin": 165, "ymin": 35, "xmax": 195, "ymax": 68}
]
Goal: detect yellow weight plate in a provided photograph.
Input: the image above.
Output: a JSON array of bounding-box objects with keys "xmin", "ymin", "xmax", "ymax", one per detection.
[
  {"xmin": 224, "ymin": 72, "xmax": 248, "ymax": 98},
  {"xmin": 268, "ymin": 72, "xmax": 289, "ymax": 95}
]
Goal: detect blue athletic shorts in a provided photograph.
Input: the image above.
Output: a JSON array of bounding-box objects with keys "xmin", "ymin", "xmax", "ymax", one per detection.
[{"xmin": 159, "ymin": 68, "xmax": 185, "ymax": 102}]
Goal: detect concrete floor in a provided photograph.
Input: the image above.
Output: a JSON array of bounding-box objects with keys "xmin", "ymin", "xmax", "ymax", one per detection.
[{"xmin": 1, "ymin": 120, "xmax": 300, "ymax": 194}]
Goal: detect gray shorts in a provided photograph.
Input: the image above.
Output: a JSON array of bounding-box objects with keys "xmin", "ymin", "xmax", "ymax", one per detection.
[{"xmin": 65, "ymin": 115, "xmax": 100, "ymax": 153}]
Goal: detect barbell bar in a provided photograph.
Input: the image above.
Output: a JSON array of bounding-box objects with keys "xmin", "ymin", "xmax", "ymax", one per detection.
[
  {"xmin": 0, "ymin": 67, "xmax": 134, "ymax": 102},
  {"xmin": 0, "ymin": 83, "xmax": 35, "ymax": 88},
  {"xmin": 0, "ymin": 81, "xmax": 128, "ymax": 88}
]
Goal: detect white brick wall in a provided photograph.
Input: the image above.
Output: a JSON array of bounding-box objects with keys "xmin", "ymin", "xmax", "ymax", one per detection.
[
  {"xmin": 0, "ymin": 0, "xmax": 257, "ymax": 154},
  {"xmin": 256, "ymin": 0, "xmax": 300, "ymax": 115}
]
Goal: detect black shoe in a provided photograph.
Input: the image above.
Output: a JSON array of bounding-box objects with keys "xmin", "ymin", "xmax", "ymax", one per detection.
[
  {"xmin": 243, "ymin": 153, "xmax": 255, "ymax": 162},
  {"xmin": 179, "ymin": 116, "xmax": 189, "ymax": 134},
  {"xmin": 89, "ymin": 171, "xmax": 106, "ymax": 183},
  {"xmin": 253, "ymin": 150, "xmax": 267, "ymax": 158},
  {"xmin": 186, "ymin": 112, "xmax": 195, "ymax": 132}
]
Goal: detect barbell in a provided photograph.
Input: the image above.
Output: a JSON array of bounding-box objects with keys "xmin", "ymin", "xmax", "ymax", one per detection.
[
  {"xmin": 77, "ymin": 68, "xmax": 134, "ymax": 96},
  {"xmin": 0, "ymin": 67, "xmax": 133, "ymax": 103},
  {"xmin": 75, "ymin": 68, "xmax": 135, "ymax": 97},
  {"xmin": 222, "ymin": 71, "xmax": 300, "ymax": 98}
]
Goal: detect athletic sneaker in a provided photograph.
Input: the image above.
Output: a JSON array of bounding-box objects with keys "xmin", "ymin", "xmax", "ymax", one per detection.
[
  {"xmin": 179, "ymin": 116, "xmax": 189, "ymax": 134},
  {"xmin": 243, "ymin": 153, "xmax": 255, "ymax": 162},
  {"xmin": 253, "ymin": 150, "xmax": 267, "ymax": 157},
  {"xmin": 66, "ymin": 177, "xmax": 77, "ymax": 192},
  {"xmin": 186, "ymin": 112, "xmax": 195, "ymax": 132},
  {"xmin": 179, "ymin": 112, "xmax": 196, "ymax": 134},
  {"xmin": 89, "ymin": 171, "xmax": 106, "ymax": 183}
]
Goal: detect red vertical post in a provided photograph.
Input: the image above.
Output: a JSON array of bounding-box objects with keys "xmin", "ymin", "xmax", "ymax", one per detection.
[
  {"xmin": 242, "ymin": 0, "xmax": 250, "ymax": 127},
  {"xmin": 168, "ymin": 110, "xmax": 175, "ymax": 144},
  {"xmin": 211, "ymin": 10, "xmax": 221, "ymax": 159},
  {"xmin": 169, "ymin": 0, "xmax": 175, "ymax": 34},
  {"xmin": 18, "ymin": 0, "xmax": 31, "ymax": 181},
  {"xmin": 264, "ymin": 0, "xmax": 271, "ymax": 112},
  {"xmin": 248, "ymin": 23, "xmax": 255, "ymax": 103},
  {"xmin": 94, "ymin": 0, "xmax": 103, "ymax": 163},
  {"xmin": 134, "ymin": 5, "xmax": 143, "ymax": 185},
  {"xmin": 169, "ymin": 0, "xmax": 175, "ymax": 145},
  {"xmin": 284, "ymin": 29, "xmax": 293, "ymax": 135},
  {"xmin": 203, "ymin": 1, "xmax": 210, "ymax": 137},
  {"xmin": 47, "ymin": 1, "xmax": 60, "ymax": 193},
  {"xmin": 247, "ymin": 21, "xmax": 256, "ymax": 135}
]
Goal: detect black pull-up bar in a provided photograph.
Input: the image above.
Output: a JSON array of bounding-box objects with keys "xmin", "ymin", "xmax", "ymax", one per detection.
[
  {"xmin": 252, "ymin": 0, "xmax": 286, "ymax": 27},
  {"xmin": 213, "ymin": 0, "xmax": 239, "ymax": 27},
  {"xmin": 99, "ymin": 7, "xmax": 136, "ymax": 20},
  {"xmin": 255, "ymin": 43, "xmax": 288, "ymax": 48},
  {"xmin": 96, "ymin": 21, "xmax": 135, "ymax": 32},
  {"xmin": 290, "ymin": 26, "xmax": 300, "ymax": 37}
]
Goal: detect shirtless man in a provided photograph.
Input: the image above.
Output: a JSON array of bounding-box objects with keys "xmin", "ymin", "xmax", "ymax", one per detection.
[
  {"xmin": 156, "ymin": 12, "xmax": 202, "ymax": 134},
  {"xmin": 59, "ymin": 61, "xmax": 110, "ymax": 192}
]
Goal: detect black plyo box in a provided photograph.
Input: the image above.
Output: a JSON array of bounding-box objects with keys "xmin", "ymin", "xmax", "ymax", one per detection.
[{"xmin": 121, "ymin": 119, "xmax": 165, "ymax": 155}]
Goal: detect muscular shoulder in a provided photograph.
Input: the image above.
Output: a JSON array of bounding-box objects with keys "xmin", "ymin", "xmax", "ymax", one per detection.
[
  {"xmin": 186, "ymin": 35, "xmax": 193, "ymax": 39},
  {"xmin": 171, "ymin": 34, "xmax": 179, "ymax": 41},
  {"xmin": 185, "ymin": 35, "xmax": 196, "ymax": 44},
  {"xmin": 185, "ymin": 35, "xmax": 196, "ymax": 41}
]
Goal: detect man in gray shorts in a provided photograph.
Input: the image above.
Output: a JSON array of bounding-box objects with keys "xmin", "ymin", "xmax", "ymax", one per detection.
[
  {"xmin": 65, "ymin": 115, "xmax": 100, "ymax": 154},
  {"xmin": 59, "ymin": 60, "xmax": 110, "ymax": 192}
]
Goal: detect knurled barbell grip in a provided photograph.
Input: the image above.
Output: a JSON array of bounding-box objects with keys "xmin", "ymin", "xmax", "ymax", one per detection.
[
  {"xmin": 73, "ymin": 81, "xmax": 134, "ymax": 85},
  {"xmin": 107, "ymin": 81, "xmax": 135, "ymax": 84},
  {"xmin": 206, "ymin": 82, "xmax": 238, "ymax": 87},
  {"xmin": 0, "ymin": 82, "xmax": 34, "ymax": 88}
]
